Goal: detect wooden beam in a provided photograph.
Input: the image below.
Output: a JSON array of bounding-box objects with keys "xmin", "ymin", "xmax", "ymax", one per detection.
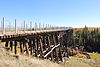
[
  {"xmin": 5, "ymin": 41, "xmax": 9, "ymax": 47},
  {"xmin": 39, "ymin": 37, "xmax": 44, "ymax": 58},
  {"xmin": 25, "ymin": 42, "xmax": 30, "ymax": 56},
  {"xmin": 20, "ymin": 42, "xmax": 24, "ymax": 54},
  {"xmin": 10, "ymin": 41, "xmax": 13, "ymax": 51},
  {"xmin": 14, "ymin": 41, "xmax": 17, "ymax": 55},
  {"xmin": 0, "ymin": 40, "xmax": 1, "ymax": 48},
  {"xmin": 44, "ymin": 44, "xmax": 60, "ymax": 58}
]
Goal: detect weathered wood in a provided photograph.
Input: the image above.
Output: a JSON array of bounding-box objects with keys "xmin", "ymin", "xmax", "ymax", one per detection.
[
  {"xmin": 10, "ymin": 41, "xmax": 13, "ymax": 51},
  {"xmin": 39, "ymin": 37, "xmax": 44, "ymax": 58},
  {"xmin": 58, "ymin": 46, "xmax": 63, "ymax": 61},
  {"xmin": 14, "ymin": 41, "xmax": 17, "ymax": 55},
  {"xmin": 32, "ymin": 39, "xmax": 35, "ymax": 54},
  {"xmin": 0, "ymin": 29, "xmax": 72, "ymax": 62},
  {"xmin": 34, "ymin": 39, "xmax": 38, "ymax": 57},
  {"xmin": 20, "ymin": 42, "xmax": 24, "ymax": 54},
  {"xmin": 0, "ymin": 40, "xmax": 1, "ymax": 48},
  {"xmin": 44, "ymin": 44, "xmax": 60, "ymax": 58},
  {"xmin": 53, "ymin": 34, "xmax": 59, "ymax": 62},
  {"xmin": 47, "ymin": 36, "xmax": 52, "ymax": 59},
  {"xmin": 5, "ymin": 41, "xmax": 9, "ymax": 47},
  {"xmin": 29, "ymin": 39, "xmax": 33, "ymax": 55},
  {"xmin": 43, "ymin": 36, "xmax": 46, "ymax": 50},
  {"xmin": 25, "ymin": 42, "xmax": 30, "ymax": 56}
]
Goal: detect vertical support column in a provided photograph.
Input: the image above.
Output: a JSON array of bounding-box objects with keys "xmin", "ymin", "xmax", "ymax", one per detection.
[
  {"xmin": 24, "ymin": 21, "xmax": 25, "ymax": 32},
  {"xmin": 35, "ymin": 22, "xmax": 37, "ymax": 31},
  {"xmin": 53, "ymin": 34, "xmax": 59, "ymax": 62},
  {"xmin": 0, "ymin": 40, "xmax": 1, "ymax": 48},
  {"xmin": 15, "ymin": 19, "xmax": 17, "ymax": 33},
  {"xmin": 34, "ymin": 38, "xmax": 38, "ymax": 57},
  {"xmin": 14, "ymin": 41, "xmax": 17, "ymax": 55},
  {"xmin": 29, "ymin": 39, "xmax": 33, "ymax": 55},
  {"xmin": 43, "ymin": 24, "xmax": 44, "ymax": 30},
  {"xmin": 30, "ymin": 21, "xmax": 32, "ymax": 31},
  {"xmin": 58, "ymin": 46, "xmax": 63, "ymax": 61},
  {"xmin": 39, "ymin": 36, "xmax": 44, "ymax": 58},
  {"xmin": 25, "ymin": 42, "xmax": 30, "ymax": 56},
  {"xmin": 43, "ymin": 36, "xmax": 46, "ymax": 50},
  {"xmin": 2, "ymin": 17, "xmax": 5, "ymax": 34},
  {"xmin": 5, "ymin": 41, "xmax": 9, "ymax": 47},
  {"xmin": 10, "ymin": 41, "xmax": 13, "ymax": 51},
  {"xmin": 37, "ymin": 37, "xmax": 41, "ymax": 58},
  {"xmin": 46, "ymin": 24, "xmax": 47, "ymax": 30},
  {"xmin": 9, "ymin": 22, "xmax": 11, "ymax": 32},
  {"xmin": 47, "ymin": 36, "xmax": 53, "ymax": 60},
  {"xmin": 32, "ymin": 39, "xmax": 35, "ymax": 55},
  {"xmin": 34, "ymin": 39, "xmax": 37, "ymax": 56},
  {"xmin": 39, "ymin": 23, "xmax": 41, "ymax": 30},
  {"xmin": 26, "ymin": 24, "xmax": 28, "ymax": 31},
  {"xmin": 20, "ymin": 41, "xmax": 24, "ymax": 54}
]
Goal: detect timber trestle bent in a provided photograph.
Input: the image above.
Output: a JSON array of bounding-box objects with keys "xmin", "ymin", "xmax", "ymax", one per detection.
[{"xmin": 0, "ymin": 29, "xmax": 73, "ymax": 62}]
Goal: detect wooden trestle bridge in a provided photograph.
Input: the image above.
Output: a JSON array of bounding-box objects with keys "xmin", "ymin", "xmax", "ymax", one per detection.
[{"xmin": 0, "ymin": 29, "xmax": 73, "ymax": 62}]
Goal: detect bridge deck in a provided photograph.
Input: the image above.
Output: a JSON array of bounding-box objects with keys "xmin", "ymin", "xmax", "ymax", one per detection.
[{"xmin": 0, "ymin": 28, "xmax": 71, "ymax": 39}]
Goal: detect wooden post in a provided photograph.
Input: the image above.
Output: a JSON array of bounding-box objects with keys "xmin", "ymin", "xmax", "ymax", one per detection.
[
  {"xmin": 0, "ymin": 40, "xmax": 1, "ymax": 48},
  {"xmin": 29, "ymin": 40, "xmax": 33, "ymax": 55},
  {"xmin": 39, "ymin": 37, "xmax": 44, "ymax": 58},
  {"xmin": 32, "ymin": 39, "xmax": 35, "ymax": 55},
  {"xmin": 10, "ymin": 41, "xmax": 13, "ymax": 51},
  {"xmin": 55, "ymin": 33, "xmax": 59, "ymax": 44},
  {"xmin": 58, "ymin": 46, "xmax": 63, "ymax": 61},
  {"xmin": 44, "ymin": 36, "xmax": 47, "ymax": 50},
  {"xmin": 34, "ymin": 39, "xmax": 38, "ymax": 57},
  {"xmin": 5, "ymin": 41, "xmax": 9, "ymax": 47},
  {"xmin": 14, "ymin": 41, "xmax": 17, "ymax": 55},
  {"xmin": 47, "ymin": 36, "xmax": 53, "ymax": 61},
  {"xmin": 20, "ymin": 42, "xmax": 24, "ymax": 54},
  {"xmin": 25, "ymin": 42, "xmax": 30, "ymax": 56},
  {"xmin": 53, "ymin": 35, "xmax": 59, "ymax": 62}
]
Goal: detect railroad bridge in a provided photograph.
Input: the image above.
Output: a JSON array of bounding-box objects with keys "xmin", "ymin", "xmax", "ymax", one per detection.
[{"xmin": 0, "ymin": 18, "xmax": 73, "ymax": 62}]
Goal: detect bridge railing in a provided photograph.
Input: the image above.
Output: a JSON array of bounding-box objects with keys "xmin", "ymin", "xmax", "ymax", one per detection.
[{"xmin": 0, "ymin": 17, "xmax": 68, "ymax": 35}]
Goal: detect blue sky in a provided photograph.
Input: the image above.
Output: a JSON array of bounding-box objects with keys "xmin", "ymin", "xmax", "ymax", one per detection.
[{"xmin": 0, "ymin": 0, "xmax": 100, "ymax": 28}]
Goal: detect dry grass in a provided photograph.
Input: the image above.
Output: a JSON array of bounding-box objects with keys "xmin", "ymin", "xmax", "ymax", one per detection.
[
  {"xmin": 0, "ymin": 47, "xmax": 62, "ymax": 67},
  {"xmin": 0, "ymin": 55, "xmax": 62, "ymax": 67},
  {"xmin": 88, "ymin": 52, "xmax": 100, "ymax": 60},
  {"xmin": 0, "ymin": 45, "xmax": 100, "ymax": 67}
]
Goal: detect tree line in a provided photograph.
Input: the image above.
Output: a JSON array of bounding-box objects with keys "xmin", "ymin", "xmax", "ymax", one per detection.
[{"xmin": 68, "ymin": 26, "xmax": 100, "ymax": 53}]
